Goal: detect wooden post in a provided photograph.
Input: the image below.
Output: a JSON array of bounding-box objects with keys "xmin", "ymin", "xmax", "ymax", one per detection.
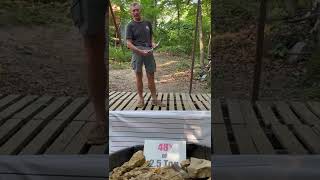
[
  {"xmin": 252, "ymin": 0, "xmax": 267, "ymax": 102},
  {"xmin": 189, "ymin": 0, "xmax": 201, "ymax": 94},
  {"xmin": 109, "ymin": 0, "xmax": 121, "ymax": 45}
]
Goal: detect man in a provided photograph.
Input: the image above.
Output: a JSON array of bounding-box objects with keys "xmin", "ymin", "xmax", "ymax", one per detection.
[
  {"xmin": 71, "ymin": 0, "xmax": 107, "ymax": 145},
  {"xmin": 126, "ymin": 2, "xmax": 165, "ymax": 108}
]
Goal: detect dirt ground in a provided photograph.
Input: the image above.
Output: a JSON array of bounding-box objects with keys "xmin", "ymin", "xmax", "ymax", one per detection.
[{"xmin": 0, "ymin": 26, "xmax": 209, "ymax": 97}]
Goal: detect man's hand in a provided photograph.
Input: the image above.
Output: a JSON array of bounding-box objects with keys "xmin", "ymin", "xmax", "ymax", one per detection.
[{"xmin": 138, "ymin": 49, "xmax": 152, "ymax": 56}]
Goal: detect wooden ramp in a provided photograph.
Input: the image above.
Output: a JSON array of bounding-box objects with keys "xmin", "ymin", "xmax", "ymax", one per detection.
[
  {"xmin": 212, "ymin": 99, "xmax": 320, "ymax": 155},
  {"xmin": 0, "ymin": 92, "xmax": 210, "ymax": 155}
]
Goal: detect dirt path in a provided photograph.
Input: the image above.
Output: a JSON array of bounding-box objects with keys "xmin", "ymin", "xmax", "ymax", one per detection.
[
  {"xmin": 0, "ymin": 26, "xmax": 209, "ymax": 97},
  {"xmin": 109, "ymin": 53, "xmax": 210, "ymax": 93}
]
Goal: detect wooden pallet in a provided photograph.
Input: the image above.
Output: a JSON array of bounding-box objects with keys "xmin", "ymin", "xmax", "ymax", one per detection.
[{"xmin": 212, "ymin": 99, "xmax": 320, "ymax": 155}]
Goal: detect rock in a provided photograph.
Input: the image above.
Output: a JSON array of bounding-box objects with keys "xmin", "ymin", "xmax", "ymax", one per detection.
[
  {"xmin": 187, "ymin": 157, "xmax": 211, "ymax": 178},
  {"xmin": 110, "ymin": 150, "xmax": 145, "ymax": 179},
  {"xmin": 288, "ymin": 42, "xmax": 307, "ymax": 64},
  {"xmin": 180, "ymin": 159, "xmax": 190, "ymax": 169}
]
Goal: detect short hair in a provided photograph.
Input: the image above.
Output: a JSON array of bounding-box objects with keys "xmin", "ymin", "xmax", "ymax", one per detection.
[{"xmin": 130, "ymin": 2, "xmax": 141, "ymax": 9}]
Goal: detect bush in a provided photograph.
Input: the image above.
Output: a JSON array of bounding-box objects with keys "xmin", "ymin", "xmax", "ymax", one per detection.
[{"xmin": 109, "ymin": 46, "xmax": 131, "ymax": 62}]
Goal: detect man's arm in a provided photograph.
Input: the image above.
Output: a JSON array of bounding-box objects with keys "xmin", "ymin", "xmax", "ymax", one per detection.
[{"xmin": 127, "ymin": 39, "xmax": 150, "ymax": 56}]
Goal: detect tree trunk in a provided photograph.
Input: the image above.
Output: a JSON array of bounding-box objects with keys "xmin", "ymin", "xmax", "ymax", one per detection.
[{"xmin": 199, "ymin": 0, "xmax": 205, "ymax": 72}]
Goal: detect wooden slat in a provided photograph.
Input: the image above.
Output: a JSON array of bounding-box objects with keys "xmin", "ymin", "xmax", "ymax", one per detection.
[
  {"xmin": 114, "ymin": 92, "xmax": 136, "ymax": 110},
  {"xmin": 109, "ymin": 92, "xmax": 132, "ymax": 110},
  {"xmin": 213, "ymin": 124, "xmax": 231, "ymax": 154},
  {"xmin": 0, "ymin": 95, "xmax": 22, "ymax": 111},
  {"xmin": 0, "ymin": 120, "xmax": 43, "ymax": 155},
  {"xmin": 145, "ymin": 93, "xmax": 158, "ymax": 110},
  {"xmin": 271, "ymin": 125, "xmax": 307, "ymax": 154},
  {"xmin": 227, "ymin": 99, "xmax": 245, "ymax": 124},
  {"xmin": 109, "ymin": 91, "xmax": 121, "ymax": 100},
  {"xmin": 0, "ymin": 95, "xmax": 38, "ymax": 121},
  {"xmin": 290, "ymin": 102, "xmax": 320, "ymax": 125},
  {"xmin": 175, "ymin": 93, "xmax": 183, "ymax": 110},
  {"xmin": 109, "ymin": 92, "xmax": 127, "ymax": 107},
  {"xmin": 45, "ymin": 121, "xmax": 86, "ymax": 154},
  {"xmin": 33, "ymin": 97, "xmax": 71, "ymax": 120},
  {"xmin": 12, "ymin": 96, "xmax": 53, "ymax": 119},
  {"xmin": 307, "ymin": 101, "xmax": 320, "ymax": 123},
  {"xmin": 54, "ymin": 97, "xmax": 88, "ymax": 120},
  {"xmin": 19, "ymin": 120, "xmax": 66, "ymax": 155},
  {"xmin": 292, "ymin": 125, "xmax": 320, "ymax": 153},
  {"xmin": 191, "ymin": 94, "xmax": 207, "ymax": 110},
  {"xmin": 197, "ymin": 93, "xmax": 210, "ymax": 110},
  {"xmin": 169, "ymin": 93, "xmax": 175, "ymax": 110},
  {"xmin": 63, "ymin": 122, "xmax": 96, "ymax": 154},
  {"xmin": 274, "ymin": 101, "xmax": 301, "ymax": 125},
  {"xmin": 73, "ymin": 103, "xmax": 94, "ymax": 121},
  {"xmin": 88, "ymin": 145, "xmax": 106, "ymax": 154},
  {"xmin": 161, "ymin": 93, "xmax": 168, "ymax": 111},
  {"xmin": 256, "ymin": 101, "xmax": 280, "ymax": 126},
  {"xmin": 0, "ymin": 119, "xmax": 24, "ymax": 145},
  {"xmin": 127, "ymin": 93, "xmax": 147, "ymax": 110},
  {"xmin": 213, "ymin": 99, "xmax": 224, "ymax": 124},
  {"xmin": 232, "ymin": 125, "xmax": 257, "ymax": 154},
  {"xmin": 239, "ymin": 100, "xmax": 260, "ymax": 126},
  {"xmin": 137, "ymin": 93, "xmax": 151, "ymax": 110},
  {"xmin": 181, "ymin": 93, "xmax": 196, "ymax": 110}
]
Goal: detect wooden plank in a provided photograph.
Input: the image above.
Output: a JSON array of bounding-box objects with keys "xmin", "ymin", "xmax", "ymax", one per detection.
[
  {"xmin": 109, "ymin": 92, "xmax": 132, "ymax": 110},
  {"xmin": 63, "ymin": 122, "xmax": 95, "ymax": 154},
  {"xmin": 239, "ymin": 100, "xmax": 260, "ymax": 126},
  {"xmin": 88, "ymin": 145, "xmax": 106, "ymax": 154},
  {"xmin": 213, "ymin": 99, "xmax": 224, "ymax": 124},
  {"xmin": 73, "ymin": 103, "xmax": 94, "ymax": 121},
  {"xmin": 213, "ymin": 124, "xmax": 231, "ymax": 154},
  {"xmin": 114, "ymin": 92, "xmax": 137, "ymax": 111},
  {"xmin": 109, "ymin": 91, "xmax": 121, "ymax": 100},
  {"xmin": 19, "ymin": 120, "xmax": 65, "ymax": 155},
  {"xmin": 54, "ymin": 97, "xmax": 88, "ymax": 120},
  {"xmin": 33, "ymin": 97, "xmax": 71, "ymax": 120},
  {"xmin": 169, "ymin": 93, "xmax": 175, "ymax": 110},
  {"xmin": 290, "ymin": 102, "xmax": 320, "ymax": 125},
  {"xmin": 191, "ymin": 94, "xmax": 207, "ymax": 110},
  {"xmin": 227, "ymin": 99, "xmax": 245, "ymax": 124},
  {"xmin": 247, "ymin": 125, "xmax": 275, "ymax": 154},
  {"xmin": 0, "ymin": 119, "xmax": 24, "ymax": 145},
  {"xmin": 109, "ymin": 92, "xmax": 127, "ymax": 107},
  {"xmin": 274, "ymin": 101, "xmax": 301, "ymax": 125},
  {"xmin": 12, "ymin": 96, "xmax": 53, "ymax": 119},
  {"xmin": 126, "ymin": 93, "xmax": 146, "ymax": 110},
  {"xmin": 292, "ymin": 125, "xmax": 320, "ymax": 153},
  {"xmin": 0, "ymin": 120, "xmax": 43, "ymax": 155},
  {"xmin": 271, "ymin": 125, "xmax": 307, "ymax": 154},
  {"xmin": 197, "ymin": 94, "xmax": 210, "ymax": 110},
  {"xmin": 160, "ymin": 93, "xmax": 168, "ymax": 111},
  {"xmin": 181, "ymin": 93, "xmax": 196, "ymax": 110},
  {"xmin": 45, "ymin": 121, "xmax": 85, "ymax": 154},
  {"xmin": 256, "ymin": 101, "xmax": 280, "ymax": 126},
  {"xmin": 232, "ymin": 125, "xmax": 257, "ymax": 154},
  {"xmin": 0, "ymin": 95, "xmax": 22, "ymax": 111},
  {"xmin": 145, "ymin": 93, "xmax": 158, "ymax": 111},
  {"xmin": 200, "ymin": 93, "xmax": 210, "ymax": 102},
  {"xmin": 175, "ymin": 93, "xmax": 183, "ymax": 110},
  {"xmin": 307, "ymin": 101, "xmax": 320, "ymax": 123},
  {"xmin": 137, "ymin": 93, "xmax": 151, "ymax": 110},
  {"xmin": 0, "ymin": 95, "xmax": 38, "ymax": 121}
]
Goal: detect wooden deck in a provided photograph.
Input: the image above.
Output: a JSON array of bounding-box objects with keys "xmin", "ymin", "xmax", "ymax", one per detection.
[
  {"xmin": 213, "ymin": 99, "xmax": 320, "ymax": 154},
  {"xmin": 1, "ymin": 92, "xmax": 320, "ymax": 155},
  {"xmin": 0, "ymin": 92, "xmax": 210, "ymax": 155}
]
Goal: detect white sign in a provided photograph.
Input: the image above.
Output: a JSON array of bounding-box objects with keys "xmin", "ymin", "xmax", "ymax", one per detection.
[{"xmin": 144, "ymin": 140, "xmax": 186, "ymax": 167}]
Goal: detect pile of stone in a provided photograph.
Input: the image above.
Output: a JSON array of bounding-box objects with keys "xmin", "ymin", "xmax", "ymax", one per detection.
[{"xmin": 110, "ymin": 150, "xmax": 211, "ymax": 180}]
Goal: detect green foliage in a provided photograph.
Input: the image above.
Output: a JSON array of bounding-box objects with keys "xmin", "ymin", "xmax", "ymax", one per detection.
[{"xmin": 109, "ymin": 46, "xmax": 132, "ymax": 62}]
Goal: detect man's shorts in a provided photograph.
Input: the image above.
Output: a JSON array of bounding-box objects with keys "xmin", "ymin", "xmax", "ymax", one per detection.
[
  {"xmin": 131, "ymin": 46, "xmax": 156, "ymax": 73},
  {"xmin": 71, "ymin": 0, "xmax": 107, "ymax": 36}
]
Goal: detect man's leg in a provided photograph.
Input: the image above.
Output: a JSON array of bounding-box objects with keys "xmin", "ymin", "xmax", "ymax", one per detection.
[
  {"xmin": 84, "ymin": 31, "xmax": 107, "ymax": 144},
  {"xmin": 136, "ymin": 72, "xmax": 144, "ymax": 107},
  {"xmin": 146, "ymin": 72, "xmax": 165, "ymax": 106}
]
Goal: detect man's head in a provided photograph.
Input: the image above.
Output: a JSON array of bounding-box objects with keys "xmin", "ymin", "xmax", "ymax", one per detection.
[{"xmin": 130, "ymin": 2, "xmax": 141, "ymax": 21}]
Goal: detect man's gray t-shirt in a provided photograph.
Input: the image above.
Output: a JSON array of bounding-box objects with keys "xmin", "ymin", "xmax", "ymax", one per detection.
[{"xmin": 126, "ymin": 20, "xmax": 153, "ymax": 47}]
